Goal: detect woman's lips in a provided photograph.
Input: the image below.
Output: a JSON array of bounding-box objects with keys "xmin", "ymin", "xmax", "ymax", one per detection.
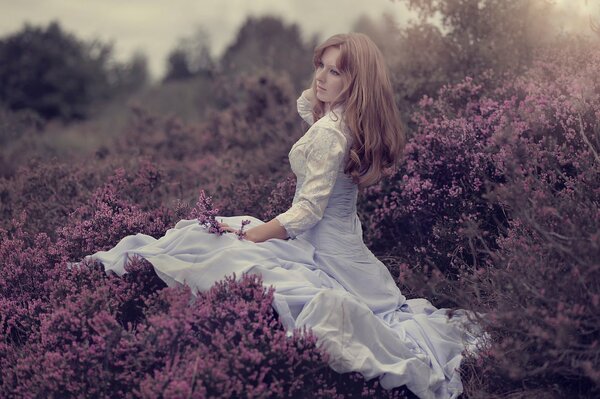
[{"xmin": 317, "ymin": 86, "xmax": 325, "ymax": 91}]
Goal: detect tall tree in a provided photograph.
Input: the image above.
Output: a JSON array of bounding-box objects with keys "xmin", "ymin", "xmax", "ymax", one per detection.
[
  {"xmin": 163, "ymin": 28, "xmax": 214, "ymax": 82},
  {"xmin": 0, "ymin": 21, "xmax": 114, "ymax": 120},
  {"xmin": 220, "ymin": 16, "xmax": 313, "ymax": 90},
  {"xmin": 359, "ymin": 1, "xmax": 558, "ymax": 119},
  {"xmin": 109, "ymin": 50, "xmax": 150, "ymax": 92},
  {"xmin": 397, "ymin": 0, "xmax": 555, "ymax": 76}
]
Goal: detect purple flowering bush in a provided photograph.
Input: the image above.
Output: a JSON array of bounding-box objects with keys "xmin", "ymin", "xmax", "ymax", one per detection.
[
  {"xmin": 458, "ymin": 43, "xmax": 600, "ymax": 397},
  {"xmin": 135, "ymin": 274, "xmax": 409, "ymax": 399},
  {"xmin": 358, "ymin": 74, "xmax": 511, "ymax": 307},
  {"xmin": 1, "ymin": 237, "xmax": 410, "ymax": 398},
  {"xmin": 1, "ymin": 34, "xmax": 599, "ymax": 398},
  {"xmin": 0, "ymin": 158, "xmax": 102, "ymax": 236},
  {"xmin": 358, "ymin": 40, "xmax": 600, "ymax": 397},
  {"xmin": 362, "ymin": 75, "xmax": 504, "ymax": 269},
  {"xmin": 56, "ymin": 164, "xmax": 183, "ymax": 261},
  {"xmin": 0, "ymin": 157, "xmax": 182, "ymax": 239},
  {"xmin": 0, "ymin": 99, "xmax": 410, "ymax": 399},
  {"xmin": 0, "ymin": 215, "xmax": 64, "ymax": 351}
]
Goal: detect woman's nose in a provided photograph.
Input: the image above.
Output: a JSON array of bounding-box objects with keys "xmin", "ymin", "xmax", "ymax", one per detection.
[{"xmin": 316, "ymin": 69, "xmax": 326, "ymax": 82}]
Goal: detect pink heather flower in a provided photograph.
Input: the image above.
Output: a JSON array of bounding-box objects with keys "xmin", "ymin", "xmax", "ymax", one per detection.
[
  {"xmin": 189, "ymin": 190, "xmax": 225, "ymax": 236},
  {"xmin": 236, "ymin": 219, "xmax": 251, "ymax": 240}
]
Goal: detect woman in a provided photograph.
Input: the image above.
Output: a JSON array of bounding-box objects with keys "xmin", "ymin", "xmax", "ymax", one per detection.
[{"xmin": 87, "ymin": 33, "xmax": 478, "ymax": 399}]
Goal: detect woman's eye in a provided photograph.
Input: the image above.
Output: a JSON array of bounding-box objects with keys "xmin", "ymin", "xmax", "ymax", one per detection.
[{"xmin": 331, "ymin": 69, "xmax": 340, "ymax": 76}]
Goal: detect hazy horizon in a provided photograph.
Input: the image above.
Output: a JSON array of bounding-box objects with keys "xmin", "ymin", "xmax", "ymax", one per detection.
[{"xmin": 0, "ymin": 0, "xmax": 598, "ymax": 81}]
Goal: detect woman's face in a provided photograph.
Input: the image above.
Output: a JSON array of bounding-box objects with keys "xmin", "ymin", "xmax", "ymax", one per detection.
[{"xmin": 315, "ymin": 46, "xmax": 344, "ymax": 110}]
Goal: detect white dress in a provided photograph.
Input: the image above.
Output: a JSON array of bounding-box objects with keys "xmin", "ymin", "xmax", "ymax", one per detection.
[{"xmin": 85, "ymin": 93, "xmax": 480, "ymax": 399}]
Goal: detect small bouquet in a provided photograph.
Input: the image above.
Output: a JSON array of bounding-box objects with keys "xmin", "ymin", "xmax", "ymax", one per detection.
[
  {"xmin": 235, "ymin": 219, "xmax": 251, "ymax": 240},
  {"xmin": 190, "ymin": 190, "xmax": 250, "ymax": 240}
]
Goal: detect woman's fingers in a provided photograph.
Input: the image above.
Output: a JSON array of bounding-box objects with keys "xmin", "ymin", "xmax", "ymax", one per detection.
[
  {"xmin": 218, "ymin": 223, "xmax": 238, "ymax": 234},
  {"xmin": 215, "ymin": 222, "xmax": 246, "ymax": 236}
]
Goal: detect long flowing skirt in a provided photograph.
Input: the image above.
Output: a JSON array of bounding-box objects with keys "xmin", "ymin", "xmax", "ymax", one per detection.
[{"xmin": 84, "ymin": 216, "xmax": 481, "ymax": 399}]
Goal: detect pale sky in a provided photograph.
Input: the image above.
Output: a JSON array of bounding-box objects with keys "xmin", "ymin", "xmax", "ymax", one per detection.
[{"xmin": 0, "ymin": 0, "xmax": 598, "ymax": 80}]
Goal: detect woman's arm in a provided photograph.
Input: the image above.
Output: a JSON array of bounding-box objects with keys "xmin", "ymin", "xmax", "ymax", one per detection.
[
  {"xmin": 274, "ymin": 126, "xmax": 347, "ymax": 239},
  {"xmin": 219, "ymin": 219, "xmax": 288, "ymax": 243},
  {"xmin": 302, "ymin": 88, "xmax": 315, "ymax": 103},
  {"xmin": 244, "ymin": 219, "xmax": 288, "ymax": 242},
  {"xmin": 297, "ymin": 88, "xmax": 316, "ymax": 125}
]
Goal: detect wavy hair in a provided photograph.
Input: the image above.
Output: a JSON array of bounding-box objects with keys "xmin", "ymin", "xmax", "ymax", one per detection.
[{"xmin": 311, "ymin": 33, "xmax": 405, "ymax": 188}]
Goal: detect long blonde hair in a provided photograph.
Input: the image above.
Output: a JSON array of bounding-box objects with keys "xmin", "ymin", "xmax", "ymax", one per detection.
[{"xmin": 311, "ymin": 33, "xmax": 405, "ymax": 188}]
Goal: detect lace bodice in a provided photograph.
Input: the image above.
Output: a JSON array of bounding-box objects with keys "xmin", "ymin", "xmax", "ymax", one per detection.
[{"xmin": 275, "ymin": 94, "xmax": 355, "ymax": 239}]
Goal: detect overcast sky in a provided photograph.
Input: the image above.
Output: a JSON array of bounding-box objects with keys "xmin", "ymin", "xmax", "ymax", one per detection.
[{"xmin": 1, "ymin": 0, "xmax": 598, "ymax": 80}]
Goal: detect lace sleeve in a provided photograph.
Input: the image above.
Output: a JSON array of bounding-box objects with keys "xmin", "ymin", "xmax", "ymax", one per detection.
[
  {"xmin": 275, "ymin": 126, "xmax": 347, "ymax": 238},
  {"xmin": 297, "ymin": 93, "xmax": 314, "ymax": 125}
]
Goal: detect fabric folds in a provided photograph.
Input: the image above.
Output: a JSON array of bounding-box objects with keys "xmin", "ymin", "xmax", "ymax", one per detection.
[{"xmin": 82, "ymin": 94, "xmax": 483, "ymax": 399}]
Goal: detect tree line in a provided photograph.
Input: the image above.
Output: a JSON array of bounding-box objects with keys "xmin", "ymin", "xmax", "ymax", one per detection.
[{"xmin": 0, "ymin": 1, "xmax": 596, "ymax": 122}]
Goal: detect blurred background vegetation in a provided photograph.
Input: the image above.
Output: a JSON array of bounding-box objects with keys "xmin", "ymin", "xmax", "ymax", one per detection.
[
  {"xmin": 0, "ymin": 0, "xmax": 597, "ymax": 177},
  {"xmin": 1, "ymin": 2, "xmax": 599, "ymax": 397}
]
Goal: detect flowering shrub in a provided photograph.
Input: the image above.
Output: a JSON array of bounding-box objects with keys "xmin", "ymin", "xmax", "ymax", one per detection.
[
  {"xmin": 189, "ymin": 189, "xmax": 226, "ymax": 235},
  {"xmin": 211, "ymin": 172, "xmax": 296, "ymax": 224},
  {"xmin": 0, "ymin": 156, "xmax": 183, "ymax": 240},
  {"xmin": 260, "ymin": 173, "xmax": 296, "ymax": 221},
  {"xmin": 0, "ymin": 159, "xmax": 101, "ymax": 235},
  {"xmin": 135, "ymin": 274, "xmax": 411, "ymax": 399},
  {"xmin": 461, "ymin": 185, "xmax": 600, "ymax": 398},
  {"xmin": 1, "ymin": 256, "xmax": 166, "ymax": 398},
  {"xmin": 1, "ymin": 33, "xmax": 598, "ymax": 398},
  {"xmin": 1, "ymin": 254, "xmax": 411, "ymax": 398},
  {"xmin": 358, "ymin": 75, "xmax": 511, "ymax": 310},
  {"xmin": 359, "ymin": 40, "xmax": 600, "ymax": 397},
  {"xmin": 57, "ymin": 167, "xmax": 178, "ymax": 261},
  {"xmin": 458, "ymin": 43, "xmax": 600, "ymax": 396},
  {"xmin": 0, "ymin": 215, "xmax": 63, "ymax": 349},
  {"xmin": 0, "ymin": 217, "xmax": 154, "ymax": 394}
]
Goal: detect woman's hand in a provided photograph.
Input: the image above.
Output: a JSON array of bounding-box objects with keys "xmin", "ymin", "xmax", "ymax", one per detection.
[
  {"xmin": 241, "ymin": 228, "xmax": 259, "ymax": 243},
  {"xmin": 216, "ymin": 220, "xmax": 287, "ymax": 243},
  {"xmin": 217, "ymin": 222, "xmax": 256, "ymax": 242},
  {"xmin": 217, "ymin": 221, "xmax": 236, "ymax": 234}
]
